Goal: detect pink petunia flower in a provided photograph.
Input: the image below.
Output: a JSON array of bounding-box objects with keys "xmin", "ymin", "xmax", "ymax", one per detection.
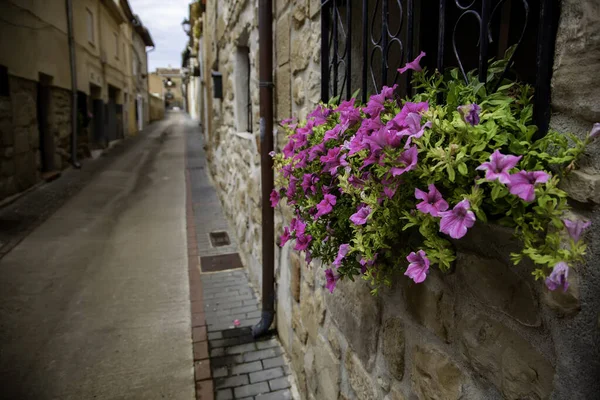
[
  {"xmin": 398, "ymin": 113, "xmax": 432, "ymax": 148},
  {"xmin": 286, "ymin": 176, "xmax": 298, "ymax": 198},
  {"xmin": 359, "ymin": 253, "xmax": 377, "ymax": 274},
  {"xmin": 387, "ymin": 102, "xmax": 429, "ymax": 131},
  {"xmin": 333, "ymin": 244, "xmax": 350, "ymax": 267},
  {"xmin": 308, "ymin": 142, "xmax": 326, "ymax": 161},
  {"xmin": 323, "ymin": 124, "xmax": 343, "ymax": 142},
  {"xmin": 439, "ymin": 199, "xmax": 476, "ymax": 239},
  {"xmin": 350, "ymin": 205, "xmax": 371, "ymax": 225},
  {"xmin": 382, "ymin": 176, "xmax": 399, "ymax": 199},
  {"xmin": 320, "ymin": 147, "xmax": 348, "ymax": 175},
  {"xmin": 545, "ymin": 262, "xmax": 569, "ymax": 292},
  {"xmin": 280, "ymin": 227, "xmax": 291, "ymax": 247},
  {"xmin": 390, "ymin": 146, "xmax": 418, "ymax": 176},
  {"xmin": 404, "ymin": 250, "xmax": 430, "ymax": 283},
  {"xmin": 290, "ymin": 217, "xmax": 306, "ymax": 236},
  {"xmin": 457, "ymin": 104, "xmax": 482, "ymax": 126},
  {"xmin": 507, "ymin": 170, "xmax": 550, "ymax": 202},
  {"xmin": 398, "ymin": 51, "xmax": 426, "ymax": 74},
  {"xmin": 414, "ymin": 184, "xmax": 449, "ymax": 217},
  {"xmin": 325, "ymin": 268, "xmax": 340, "ymax": 293},
  {"xmin": 362, "ymin": 85, "xmax": 396, "ymax": 118},
  {"xmin": 314, "ymin": 194, "xmax": 337, "ymax": 219},
  {"xmin": 563, "ymin": 219, "xmax": 591, "ymax": 242},
  {"xmin": 294, "ymin": 233, "xmax": 312, "ymax": 251},
  {"xmin": 301, "ymin": 173, "xmax": 320, "ymax": 195},
  {"xmin": 476, "ymin": 150, "xmax": 522, "ymax": 184},
  {"xmin": 270, "ymin": 189, "xmax": 280, "ymax": 208}
]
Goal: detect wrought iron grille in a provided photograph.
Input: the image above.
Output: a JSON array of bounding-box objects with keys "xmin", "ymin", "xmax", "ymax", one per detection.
[{"xmin": 320, "ymin": 0, "xmax": 558, "ymax": 134}]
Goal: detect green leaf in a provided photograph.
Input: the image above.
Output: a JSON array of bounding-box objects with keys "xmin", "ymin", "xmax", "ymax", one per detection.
[
  {"xmin": 446, "ymin": 165, "xmax": 456, "ymax": 182},
  {"xmin": 351, "ymin": 88, "xmax": 361, "ymax": 100},
  {"xmin": 457, "ymin": 163, "xmax": 468, "ymax": 176}
]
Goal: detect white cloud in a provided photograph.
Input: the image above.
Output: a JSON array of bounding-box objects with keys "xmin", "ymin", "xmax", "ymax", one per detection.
[{"xmin": 129, "ymin": 0, "xmax": 190, "ymax": 71}]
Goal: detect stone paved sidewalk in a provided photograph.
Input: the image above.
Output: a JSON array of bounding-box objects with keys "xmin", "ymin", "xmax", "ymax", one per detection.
[{"xmin": 184, "ymin": 119, "xmax": 293, "ymax": 400}]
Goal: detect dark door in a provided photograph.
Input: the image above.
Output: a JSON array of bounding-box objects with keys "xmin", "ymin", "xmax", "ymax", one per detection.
[
  {"xmin": 115, "ymin": 104, "xmax": 124, "ymax": 139},
  {"xmin": 92, "ymin": 99, "xmax": 106, "ymax": 146},
  {"xmin": 37, "ymin": 82, "xmax": 55, "ymax": 172},
  {"xmin": 107, "ymin": 99, "xmax": 117, "ymax": 142}
]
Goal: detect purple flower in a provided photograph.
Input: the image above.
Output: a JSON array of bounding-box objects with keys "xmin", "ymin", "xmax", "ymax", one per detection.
[
  {"xmin": 294, "ymin": 233, "xmax": 312, "ymax": 251},
  {"xmin": 476, "ymin": 150, "xmax": 522, "ymax": 185},
  {"xmin": 307, "ymin": 104, "xmax": 331, "ymax": 126},
  {"xmin": 388, "ymin": 102, "xmax": 429, "ymax": 131},
  {"xmin": 398, "ymin": 51, "xmax": 426, "ymax": 74},
  {"xmin": 390, "ymin": 146, "xmax": 418, "ymax": 176},
  {"xmin": 364, "ymin": 127, "xmax": 402, "ymax": 151},
  {"xmin": 280, "ymin": 164, "xmax": 293, "ymax": 178},
  {"xmin": 398, "ymin": 113, "xmax": 432, "ymax": 148},
  {"xmin": 414, "ymin": 184, "xmax": 449, "ymax": 217},
  {"xmin": 320, "ymin": 147, "xmax": 348, "ymax": 175},
  {"xmin": 458, "ymin": 104, "xmax": 482, "ymax": 126},
  {"xmin": 359, "ymin": 254, "xmax": 377, "ymax": 274},
  {"xmin": 382, "ymin": 176, "xmax": 399, "ymax": 199},
  {"xmin": 270, "ymin": 189, "xmax": 280, "ymax": 208},
  {"xmin": 336, "ymin": 98, "xmax": 361, "ymax": 126},
  {"xmin": 325, "ymin": 268, "xmax": 340, "ymax": 293},
  {"xmin": 362, "ymin": 85, "xmax": 396, "ymax": 118},
  {"xmin": 301, "ymin": 173, "xmax": 319, "ymax": 195},
  {"xmin": 308, "ymin": 142, "xmax": 326, "ymax": 161},
  {"xmin": 280, "ymin": 227, "xmax": 291, "ymax": 247},
  {"xmin": 563, "ymin": 219, "xmax": 591, "ymax": 242},
  {"xmin": 324, "ymin": 124, "xmax": 343, "ymax": 142},
  {"xmin": 545, "ymin": 262, "xmax": 569, "ymax": 292},
  {"xmin": 589, "ymin": 123, "xmax": 600, "ymax": 140},
  {"xmin": 333, "ymin": 244, "xmax": 350, "ymax": 267},
  {"xmin": 404, "ymin": 250, "xmax": 430, "ymax": 283},
  {"xmin": 286, "ymin": 176, "xmax": 298, "ymax": 198},
  {"xmin": 282, "ymin": 139, "xmax": 295, "ymax": 158},
  {"xmin": 350, "ymin": 205, "xmax": 371, "ymax": 225},
  {"xmin": 439, "ymin": 199, "xmax": 476, "ymax": 239},
  {"xmin": 314, "ymin": 194, "xmax": 337, "ymax": 219},
  {"xmin": 507, "ymin": 170, "xmax": 550, "ymax": 202},
  {"xmin": 290, "ymin": 217, "xmax": 306, "ymax": 236}
]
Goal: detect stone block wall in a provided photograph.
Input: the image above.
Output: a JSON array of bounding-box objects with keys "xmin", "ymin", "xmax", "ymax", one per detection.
[
  {"xmin": 202, "ymin": 0, "xmax": 600, "ymax": 398},
  {"xmin": 0, "ymin": 76, "xmax": 39, "ymax": 199},
  {"xmin": 276, "ymin": 220, "xmax": 599, "ymax": 399},
  {"xmin": 203, "ymin": 0, "xmax": 321, "ymax": 289},
  {"xmin": 0, "ymin": 75, "xmax": 74, "ymax": 201}
]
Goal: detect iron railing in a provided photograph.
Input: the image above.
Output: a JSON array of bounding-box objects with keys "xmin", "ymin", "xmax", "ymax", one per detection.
[{"xmin": 320, "ymin": 0, "xmax": 558, "ymax": 134}]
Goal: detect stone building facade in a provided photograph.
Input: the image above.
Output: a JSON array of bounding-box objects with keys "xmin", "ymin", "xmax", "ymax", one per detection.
[
  {"xmin": 196, "ymin": 0, "xmax": 600, "ymax": 398},
  {"xmin": 0, "ymin": 0, "xmax": 153, "ymax": 201}
]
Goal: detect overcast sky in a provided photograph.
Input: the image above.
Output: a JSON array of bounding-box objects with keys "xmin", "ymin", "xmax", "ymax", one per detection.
[{"xmin": 129, "ymin": 0, "xmax": 190, "ymax": 71}]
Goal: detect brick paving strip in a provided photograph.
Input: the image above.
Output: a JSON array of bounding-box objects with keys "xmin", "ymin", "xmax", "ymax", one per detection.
[{"xmin": 184, "ymin": 122, "xmax": 293, "ymax": 400}]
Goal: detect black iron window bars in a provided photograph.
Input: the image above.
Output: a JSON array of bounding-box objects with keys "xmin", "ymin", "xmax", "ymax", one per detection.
[{"xmin": 320, "ymin": 0, "xmax": 558, "ymax": 134}]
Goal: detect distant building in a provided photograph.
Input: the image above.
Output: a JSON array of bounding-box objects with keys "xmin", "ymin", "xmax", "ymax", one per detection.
[{"xmin": 148, "ymin": 68, "xmax": 184, "ymax": 110}]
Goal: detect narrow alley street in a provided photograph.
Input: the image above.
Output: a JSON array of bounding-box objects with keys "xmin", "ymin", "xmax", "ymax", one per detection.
[
  {"xmin": 0, "ymin": 112, "xmax": 194, "ymax": 399},
  {"xmin": 0, "ymin": 112, "xmax": 291, "ymax": 400}
]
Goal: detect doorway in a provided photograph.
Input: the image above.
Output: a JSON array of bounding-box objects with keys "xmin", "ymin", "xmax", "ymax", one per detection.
[
  {"xmin": 89, "ymin": 84, "xmax": 105, "ymax": 147},
  {"xmin": 37, "ymin": 73, "xmax": 55, "ymax": 172}
]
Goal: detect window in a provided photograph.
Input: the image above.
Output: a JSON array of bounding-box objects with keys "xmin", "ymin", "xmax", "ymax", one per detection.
[
  {"xmin": 114, "ymin": 32, "xmax": 119, "ymax": 59},
  {"xmin": 234, "ymin": 46, "xmax": 251, "ymax": 132},
  {"xmin": 133, "ymin": 56, "xmax": 137, "ymax": 76},
  {"xmin": 86, "ymin": 9, "xmax": 94, "ymax": 44},
  {"xmin": 320, "ymin": 0, "xmax": 558, "ymax": 134}
]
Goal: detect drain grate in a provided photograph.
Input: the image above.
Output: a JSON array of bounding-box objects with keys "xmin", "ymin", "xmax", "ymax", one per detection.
[
  {"xmin": 200, "ymin": 253, "xmax": 243, "ymax": 272},
  {"xmin": 209, "ymin": 231, "xmax": 231, "ymax": 247}
]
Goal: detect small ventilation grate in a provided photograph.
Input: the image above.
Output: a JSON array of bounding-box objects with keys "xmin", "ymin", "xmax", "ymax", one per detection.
[
  {"xmin": 200, "ymin": 253, "xmax": 243, "ymax": 273},
  {"xmin": 209, "ymin": 231, "xmax": 230, "ymax": 247}
]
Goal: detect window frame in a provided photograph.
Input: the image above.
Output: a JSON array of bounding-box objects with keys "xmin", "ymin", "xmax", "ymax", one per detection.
[
  {"xmin": 114, "ymin": 32, "xmax": 119, "ymax": 60},
  {"xmin": 86, "ymin": 8, "xmax": 95, "ymax": 45}
]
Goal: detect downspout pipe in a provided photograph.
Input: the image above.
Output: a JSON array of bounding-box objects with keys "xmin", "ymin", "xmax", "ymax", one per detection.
[
  {"xmin": 66, "ymin": 0, "xmax": 81, "ymax": 169},
  {"xmin": 252, "ymin": 0, "xmax": 275, "ymax": 339}
]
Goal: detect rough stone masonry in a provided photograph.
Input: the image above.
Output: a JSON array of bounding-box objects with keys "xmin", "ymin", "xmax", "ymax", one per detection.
[{"xmin": 201, "ymin": 0, "xmax": 600, "ymax": 399}]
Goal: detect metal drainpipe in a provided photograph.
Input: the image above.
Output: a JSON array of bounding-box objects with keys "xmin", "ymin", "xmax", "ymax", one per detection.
[
  {"xmin": 66, "ymin": 0, "xmax": 81, "ymax": 169},
  {"xmin": 252, "ymin": 0, "xmax": 275, "ymax": 339}
]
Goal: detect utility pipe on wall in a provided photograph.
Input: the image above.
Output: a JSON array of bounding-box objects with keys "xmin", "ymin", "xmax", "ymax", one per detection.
[
  {"xmin": 65, "ymin": 0, "xmax": 81, "ymax": 169},
  {"xmin": 253, "ymin": 0, "xmax": 275, "ymax": 338}
]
